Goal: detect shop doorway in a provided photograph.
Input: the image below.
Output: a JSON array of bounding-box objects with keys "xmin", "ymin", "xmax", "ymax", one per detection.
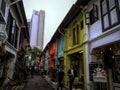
[
  {"xmin": 58, "ymin": 57, "xmax": 64, "ymax": 69},
  {"xmin": 103, "ymin": 47, "xmax": 118, "ymax": 90},
  {"xmin": 112, "ymin": 55, "xmax": 120, "ymax": 90},
  {"xmin": 69, "ymin": 52, "xmax": 84, "ymax": 81}
]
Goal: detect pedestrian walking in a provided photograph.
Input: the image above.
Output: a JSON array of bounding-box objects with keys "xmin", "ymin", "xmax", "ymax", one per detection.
[
  {"xmin": 67, "ymin": 64, "xmax": 77, "ymax": 90},
  {"xmin": 57, "ymin": 67, "xmax": 65, "ymax": 90},
  {"xmin": 29, "ymin": 60, "xmax": 35, "ymax": 78},
  {"xmin": 40, "ymin": 68, "xmax": 44, "ymax": 77}
]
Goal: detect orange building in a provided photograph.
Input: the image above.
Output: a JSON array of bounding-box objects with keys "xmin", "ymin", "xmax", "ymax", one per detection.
[{"xmin": 49, "ymin": 41, "xmax": 57, "ymax": 68}]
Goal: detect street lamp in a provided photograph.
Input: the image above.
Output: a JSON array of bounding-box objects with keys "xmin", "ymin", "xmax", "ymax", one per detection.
[{"xmin": 0, "ymin": 24, "xmax": 8, "ymax": 45}]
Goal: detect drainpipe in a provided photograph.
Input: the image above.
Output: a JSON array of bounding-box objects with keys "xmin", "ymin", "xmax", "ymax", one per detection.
[
  {"xmin": 58, "ymin": 28, "xmax": 64, "ymax": 36},
  {"xmin": 17, "ymin": 26, "xmax": 21, "ymax": 50}
]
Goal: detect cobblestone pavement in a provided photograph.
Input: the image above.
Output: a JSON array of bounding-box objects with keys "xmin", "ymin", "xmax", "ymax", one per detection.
[
  {"xmin": 23, "ymin": 75, "xmax": 54, "ymax": 90},
  {"xmin": 22, "ymin": 75, "xmax": 82, "ymax": 90},
  {"xmin": 44, "ymin": 76, "xmax": 82, "ymax": 90}
]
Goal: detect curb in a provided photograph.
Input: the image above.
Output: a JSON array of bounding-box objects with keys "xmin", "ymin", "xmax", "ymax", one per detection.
[
  {"xmin": 18, "ymin": 84, "xmax": 25, "ymax": 90},
  {"xmin": 44, "ymin": 76, "xmax": 69, "ymax": 90},
  {"xmin": 19, "ymin": 83, "xmax": 27, "ymax": 90},
  {"xmin": 44, "ymin": 77, "xmax": 56, "ymax": 90}
]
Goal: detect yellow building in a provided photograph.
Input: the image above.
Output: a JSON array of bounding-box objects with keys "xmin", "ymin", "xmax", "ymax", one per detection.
[{"xmin": 63, "ymin": 6, "xmax": 87, "ymax": 90}]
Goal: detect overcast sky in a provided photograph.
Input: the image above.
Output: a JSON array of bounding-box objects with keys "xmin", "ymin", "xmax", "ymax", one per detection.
[{"xmin": 23, "ymin": 0, "xmax": 77, "ymax": 48}]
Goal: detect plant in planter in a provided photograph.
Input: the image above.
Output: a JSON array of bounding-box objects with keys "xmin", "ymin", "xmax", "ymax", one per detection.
[
  {"xmin": 13, "ymin": 48, "xmax": 27, "ymax": 82},
  {"xmin": 0, "ymin": 43, "xmax": 6, "ymax": 55},
  {"xmin": 88, "ymin": 82, "xmax": 94, "ymax": 90},
  {"xmin": 0, "ymin": 44, "xmax": 8, "ymax": 87},
  {"xmin": 0, "ymin": 44, "xmax": 6, "ymax": 64}
]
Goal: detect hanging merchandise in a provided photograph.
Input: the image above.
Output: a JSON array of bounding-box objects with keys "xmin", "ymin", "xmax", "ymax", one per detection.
[{"xmin": 93, "ymin": 67, "xmax": 107, "ymax": 82}]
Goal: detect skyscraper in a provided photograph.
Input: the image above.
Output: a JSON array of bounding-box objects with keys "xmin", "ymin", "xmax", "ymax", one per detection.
[{"xmin": 30, "ymin": 10, "xmax": 45, "ymax": 50}]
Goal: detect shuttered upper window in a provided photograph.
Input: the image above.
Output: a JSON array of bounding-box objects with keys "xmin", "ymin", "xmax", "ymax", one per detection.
[
  {"xmin": 100, "ymin": 0, "xmax": 120, "ymax": 31},
  {"xmin": 89, "ymin": 4, "xmax": 99, "ymax": 24},
  {"xmin": 73, "ymin": 24, "xmax": 79, "ymax": 45}
]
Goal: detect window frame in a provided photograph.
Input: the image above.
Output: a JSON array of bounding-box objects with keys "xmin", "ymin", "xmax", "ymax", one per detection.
[
  {"xmin": 73, "ymin": 24, "xmax": 79, "ymax": 45},
  {"xmin": 100, "ymin": 0, "xmax": 120, "ymax": 32},
  {"xmin": 89, "ymin": 4, "xmax": 99, "ymax": 24},
  {"xmin": 6, "ymin": 11, "xmax": 18, "ymax": 47},
  {"xmin": 1, "ymin": 0, "xmax": 6, "ymax": 16},
  {"xmin": 6, "ymin": 12, "xmax": 13, "ymax": 43},
  {"xmin": 80, "ymin": 20, "xmax": 84, "ymax": 30}
]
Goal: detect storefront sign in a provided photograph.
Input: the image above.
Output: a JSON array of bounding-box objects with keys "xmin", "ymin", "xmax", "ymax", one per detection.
[
  {"xmin": 92, "ymin": 66, "xmax": 107, "ymax": 82},
  {"xmin": 93, "ymin": 76, "xmax": 107, "ymax": 82}
]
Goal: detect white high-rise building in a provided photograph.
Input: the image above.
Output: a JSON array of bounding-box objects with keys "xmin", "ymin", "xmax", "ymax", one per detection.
[{"xmin": 30, "ymin": 10, "xmax": 45, "ymax": 50}]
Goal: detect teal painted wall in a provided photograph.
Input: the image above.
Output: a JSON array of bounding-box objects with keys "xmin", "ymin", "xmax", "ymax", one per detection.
[{"xmin": 56, "ymin": 35, "xmax": 64, "ymax": 66}]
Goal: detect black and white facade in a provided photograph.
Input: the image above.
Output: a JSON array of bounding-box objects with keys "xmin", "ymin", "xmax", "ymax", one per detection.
[
  {"xmin": 85, "ymin": 0, "xmax": 120, "ymax": 90},
  {"xmin": 0, "ymin": 0, "xmax": 29, "ymax": 86}
]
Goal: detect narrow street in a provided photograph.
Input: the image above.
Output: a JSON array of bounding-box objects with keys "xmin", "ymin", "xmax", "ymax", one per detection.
[
  {"xmin": 1, "ymin": 0, "xmax": 120, "ymax": 90},
  {"xmin": 23, "ymin": 75, "xmax": 54, "ymax": 90}
]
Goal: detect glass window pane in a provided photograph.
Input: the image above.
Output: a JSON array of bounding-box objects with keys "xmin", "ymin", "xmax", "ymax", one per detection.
[
  {"xmin": 103, "ymin": 15, "xmax": 109, "ymax": 29},
  {"xmin": 102, "ymin": 0, "xmax": 107, "ymax": 14},
  {"xmin": 73, "ymin": 28, "xmax": 76, "ymax": 45},
  {"xmin": 109, "ymin": 0, "xmax": 115, "ymax": 10},
  {"xmin": 110, "ymin": 8, "xmax": 118, "ymax": 25},
  {"xmin": 118, "ymin": 0, "xmax": 120, "ymax": 10},
  {"xmin": 75, "ymin": 31, "xmax": 77, "ymax": 44},
  {"xmin": 76, "ymin": 26, "xmax": 79, "ymax": 43},
  {"xmin": 80, "ymin": 21, "xmax": 83, "ymax": 30}
]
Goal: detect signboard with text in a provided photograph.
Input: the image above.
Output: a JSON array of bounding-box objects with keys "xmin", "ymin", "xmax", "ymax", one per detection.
[{"xmin": 93, "ymin": 76, "xmax": 107, "ymax": 82}]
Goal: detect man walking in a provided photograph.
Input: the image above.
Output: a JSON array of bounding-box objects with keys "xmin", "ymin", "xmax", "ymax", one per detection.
[
  {"xmin": 57, "ymin": 67, "xmax": 65, "ymax": 90},
  {"xmin": 67, "ymin": 64, "xmax": 77, "ymax": 90}
]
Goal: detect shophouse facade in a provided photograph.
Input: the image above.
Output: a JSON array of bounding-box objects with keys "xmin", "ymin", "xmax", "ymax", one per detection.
[
  {"xmin": 85, "ymin": 0, "xmax": 120, "ymax": 90},
  {"xmin": 42, "ymin": 44, "xmax": 50, "ymax": 73},
  {"xmin": 40, "ymin": 50, "xmax": 45, "ymax": 69},
  {"xmin": 56, "ymin": 33, "xmax": 64, "ymax": 68},
  {"xmin": 41, "ymin": 0, "xmax": 120, "ymax": 90},
  {"xmin": 61, "ymin": 1, "xmax": 89, "ymax": 89},
  {"xmin": 64, "ymin": 9, "xmax": 87, "ymax": 89},
  {"xmin": 41, "ymin": 0, "xmax": 89, "ymax": 89},
  {"xmin": 49, "ymin": 40, "xmax": 57, "ymax": 68},
  {"xmin": 0, "ymin": 0, "xmax": 29, "ymax": 86}
]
